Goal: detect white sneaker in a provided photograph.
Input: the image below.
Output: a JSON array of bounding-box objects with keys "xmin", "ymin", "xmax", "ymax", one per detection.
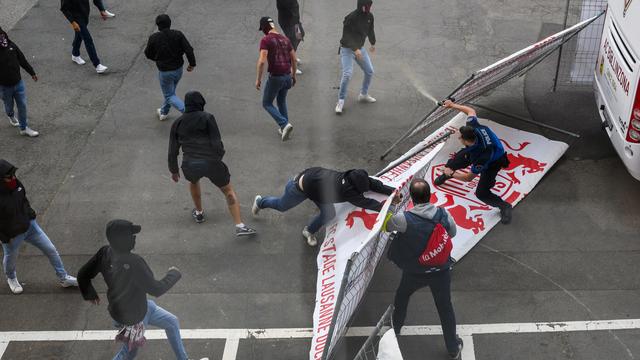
[
  {"xmin": 19, "ymin": 127, "xmax": 39, "ymax": 137},
  {"xmin": 302, "ymin": 227, "xmax": 318, "ymax": 247},
  {"xmin": 7, "ymin": 115, "xmax": 19, "ymax": 127},
  {"xmin": 102, "ymin": 10, "xmax": 115, "ymax": 17},
  {"xmin": 96, "ymin": 64, "xmax": 108, "ymax": 74},
  {"xmin": 252, "ymin": 195, "xmax": 262, "ymax": 216},
  {"xmin": 335, "ymin": 99, "xmax": 345, "ymax": 114},
  {"xmin": 59, "ymin": 275, "xmax": 78, "ymax": 288},
  {"xmin": 157, "ymin": 108, "xmax": 169, "ymax": 121},
  {"xmin": 295, "ymin": 68, "xmax": 303, "ymax": 75},
  {"xmin": 296, "ymin": 57, "xmax": 301, "ymax": 64},
  {"xmin": 281, "ymin": 123, "xmax": 293, "ymax": 141},
  {"xmin": 7, "ymin": 277, "xmax": 23, "ymax": 294},
  {"xmin": 71, "ymin": 55, "xmax": 86, "ymax": 65},
  {"xmin": 358, "ymin": 93, "xmax": 377, "ymax": 103}
]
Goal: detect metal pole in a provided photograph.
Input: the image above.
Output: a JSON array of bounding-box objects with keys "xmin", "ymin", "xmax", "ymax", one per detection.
[
  {"xmin": 375, "ymin": 131, "xmax": 453, "ymax": 177},
  {"xmin": 468, "ymin": 102, "xmax": 581, "ymax": 138},
  {"xmin": 553, "ymin": 0, "xmax": 572, "ymax": 91}
]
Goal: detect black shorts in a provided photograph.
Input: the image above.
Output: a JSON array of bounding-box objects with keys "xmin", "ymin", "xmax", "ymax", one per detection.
[{"xmin": 181, "ymin": 159, "xmax": 230, "ymax": 188}]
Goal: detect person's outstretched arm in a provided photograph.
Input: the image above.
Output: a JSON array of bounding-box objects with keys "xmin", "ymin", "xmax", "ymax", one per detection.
[{"xmin": 443, "ymin": 99, "xmax": 476, "ymax": 117}]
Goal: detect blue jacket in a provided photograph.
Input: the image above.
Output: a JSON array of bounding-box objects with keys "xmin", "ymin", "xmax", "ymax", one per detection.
[{"xmin": 462, "ymin": 116, "xmax": 505, "ymax": 174}]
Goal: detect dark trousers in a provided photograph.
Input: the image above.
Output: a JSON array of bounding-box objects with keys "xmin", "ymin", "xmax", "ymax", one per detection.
[
  {"xmin": 281, "ymin": 24, "xmax": 300, "ymax": 51},
  {"xmin": 393, "ymin": 270, "xmax": 458, "ymax": 354},
  {"xmin": 446, "ymin": 150, "xmax": 510, "ymax": 209},
  {"xmin": 72, "ymin": 22, "xmax": 101, "ymax": 67}
]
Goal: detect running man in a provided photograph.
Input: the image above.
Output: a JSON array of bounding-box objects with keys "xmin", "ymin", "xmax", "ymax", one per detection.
[{"xmin": 168, "ymin": 91, "xmax": 256, "ymax": 236}]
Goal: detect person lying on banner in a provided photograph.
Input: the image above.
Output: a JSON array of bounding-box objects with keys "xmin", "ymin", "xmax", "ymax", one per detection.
[
  {"xmin": 434, "ymin": 100, "xmax": 513, "ymax": 224},
  {"xmin": 252, "ymin": 167, "xmax": 401, "ymax": 246}
]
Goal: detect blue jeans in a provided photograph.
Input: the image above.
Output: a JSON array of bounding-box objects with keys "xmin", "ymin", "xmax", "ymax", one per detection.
[
  {"xmin": 159, "ymin": 68, "xmax": 185, "ymax": 115},
  {"xmin": 262, "ymin": 74, "xmax": 292, "ymax": 128},
  {"xmin": 258, "ymin": 179, "xmax": 336, "ymax": 233},
  {"xmin": 114, "ymin": 300, "xmax": 188, "ymax": 360},
  {"xmin": 393, "ymin": 270, "xmax": 458, "ymax": 354},
  {"xmin": 2, "ymin": 220, "xmax": 67, "ymax": 281},
  {"xmin": 1, "ymin": 80, "xmax": 28, "ymax": 129},
  {"xmin": 72, "ymin": 22, "xmax": 101, "ymax": 67},
  {"xmin": 338, "ymin": 47, "xmax": 374, "ymax": 100}
]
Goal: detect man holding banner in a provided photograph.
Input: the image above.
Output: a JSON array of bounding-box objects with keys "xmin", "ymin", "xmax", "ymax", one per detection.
[
  {"xmin": 252, "ymin": 167, "xmax": 397, "ymax": 246},
  {"xmin": 435, "ymin": 100, "xmax": 513, "ymax": 224},
  {"xmin": 384, "ymin": 179, "xmax": 463, "ymax": 360}
]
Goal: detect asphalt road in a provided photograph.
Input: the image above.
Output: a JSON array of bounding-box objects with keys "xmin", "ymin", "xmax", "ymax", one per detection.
[{"xmin": 1, "ymin": 0, "xmax": 639, "ymax": 359}]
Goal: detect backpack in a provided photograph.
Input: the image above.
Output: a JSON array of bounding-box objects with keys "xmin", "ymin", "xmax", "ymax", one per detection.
[
  {"xmin": 387, "ymin": 208, "xmax": 452, "ymax": 271},
  {"xmin": 418, "ymin": 210, "xmax": 452, "ymax": 267}
]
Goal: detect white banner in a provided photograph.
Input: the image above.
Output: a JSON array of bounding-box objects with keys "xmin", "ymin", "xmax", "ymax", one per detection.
[{"xmin": 310, "ymin": 114, "xmax": 568, "ymax": 359}]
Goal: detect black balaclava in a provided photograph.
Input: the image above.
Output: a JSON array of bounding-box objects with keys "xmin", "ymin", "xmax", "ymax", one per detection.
[
  {"xmin": 156, "ymin": 14, "xmax": 171, "ymax": 31},
  {"xmin": 345, "ymin": 169, "xmax": 371, "ymax": 193},
  {"xmin": 106, "ymin": 219, "xmax": 141, "ymax": 254},
  {"xmin": 0, "ymin": 27, "xmax": 9, "ymax": 48},
  {"xmin": 184, "ymin": 91, "xmax": 206, "ymax": 113},
  {"xmin": 357, "ymin": 0, "xmax": 373, "ymax": 13},
  {"xmin": 0, "ymin": 159, "xmax": 17, "ymax": 191}
]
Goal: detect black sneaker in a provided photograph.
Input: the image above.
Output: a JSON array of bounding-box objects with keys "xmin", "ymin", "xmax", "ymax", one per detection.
[
  {"xmin": 500, "ymin": 204, "xmax": 513, "ymax": 224},
  {"xmin": 449, "ymin": 337, "xmax": 464, "ymax": 360},
  {"xmin": 236, "ymin": 225, "xmax": 257, "ymax": 236},
  {"xmin": 434, "ymin": 173, "xmax": 452, "ymax": 186},
  {"xmin": 192, "ymin": 209, "xmax": 205, "ymax": 223}
]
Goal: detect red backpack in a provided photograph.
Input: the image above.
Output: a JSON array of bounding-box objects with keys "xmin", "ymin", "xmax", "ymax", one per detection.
[{"xmin": 418, "ymin": 209, "xmax": 452, "ymax": 267}]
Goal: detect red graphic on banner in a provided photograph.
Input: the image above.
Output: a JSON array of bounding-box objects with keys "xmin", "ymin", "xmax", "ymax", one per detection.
[
  {"xmin": 345, "ymin": 209, "xmax": 378, "ymax": 230},
  {"xmin": 430, "ymin": 193, "xmax": 490, "ymax": 234},
  {"xmin": 500, "ymin": 139, "xmax": 531, "ymax": 152},
  {"xmin": 504, "ymin": 153, "xmax": 547, "ymax": 184}
]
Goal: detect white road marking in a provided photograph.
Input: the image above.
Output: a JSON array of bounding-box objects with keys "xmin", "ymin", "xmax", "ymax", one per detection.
[
  {"xmin": 222, "ymin": 338, "xmax": 239, "ymax": 360},
  {"xmin": 1, "ymin": 319, "xmax": 639, "ymax": 342},
  {"xmin": 460, "ymin": 335, "xmax": 475, "ymax": 360},
  {"xmin": 1, "ymin": 319, "xmax": 639, "ymax": 359}
]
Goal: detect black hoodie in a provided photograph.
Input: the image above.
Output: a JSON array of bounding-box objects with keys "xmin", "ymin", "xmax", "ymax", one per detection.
[
  {"xmin": 168, "ymin": 91, "xmax": 225, "ymax": 174},
  {"xmin": 0, "ymin": 30, "xmax": 36, "ymax": 87},
  {"xmin": 60, "ymin": 0, "xmax": 101, "ymax": 25},
  {"xmin": 339, "ymin": 0, "xmax": 376, "ymax": 51},
  {"xmin": 144, "ymin": 15, "xmax": 196, "ymax": 72},
  {"xmin": 299, "ymin": 167, "xmax": 394, "ymax": 211},
  {"xmin": 0, "ymin": 160, "xmax": 36, "ymax": 243},
  {"xmin": 78, "ymin": 246, "xmax": 181, "ymax": 325}
]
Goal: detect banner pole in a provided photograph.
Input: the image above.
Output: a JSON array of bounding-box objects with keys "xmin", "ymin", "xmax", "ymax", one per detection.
[
  {"xmin": 375, "ymin": 131, "xmax": 453, "ymax": 177},
  {"xmin": 468, "ymin": 103, "xmax": 581, "ymax": 138}
]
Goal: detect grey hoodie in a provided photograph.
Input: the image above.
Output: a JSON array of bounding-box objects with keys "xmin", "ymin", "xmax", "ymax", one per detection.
[{"xmin": 387, "ymin": 203, "xmax": 457, "ymax": 237}]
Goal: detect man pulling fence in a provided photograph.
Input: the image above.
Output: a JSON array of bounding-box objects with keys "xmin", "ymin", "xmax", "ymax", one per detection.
[{"xmin": 434, "ymin": 100, "xmax": 513, "ymax": 224}]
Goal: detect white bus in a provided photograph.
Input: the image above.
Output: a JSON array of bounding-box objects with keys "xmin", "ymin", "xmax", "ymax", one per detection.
[{"xmin": 594, "ymin": 1, "xmax": 640, "ymax": 180}]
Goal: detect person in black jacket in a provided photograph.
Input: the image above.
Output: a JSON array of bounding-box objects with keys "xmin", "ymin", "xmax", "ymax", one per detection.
[
  {"xmin": 252, "ymin": 167, "xmax": 399, "ymax": 246},
  {"xmin": 0, "ymin": 160, "xmax": 78, "ymax": 294},
  {"xmin": 78, "ymin": 219, "xmax": 189, "ymax": 360},
  {"xmin": 168, "ymin": 91, "xmax": 256, "ymax": 236},
  {"xmin": 335, "ymin": 0, "xmax": 377, "ymax": 114},
  {"xmin": 60, "ymin": 0, "xmax": 108, "ymax": 73},
  {"xmin": 145, "ymin": 14, "xmax": 196, "ymax": 121},
  {"xmin": 0, "ymin": 28, "xmax": 39, "ymax": 137},
  {"xmin": 276, "ymin": 0, "xmax": 304, "ymax": 75}
]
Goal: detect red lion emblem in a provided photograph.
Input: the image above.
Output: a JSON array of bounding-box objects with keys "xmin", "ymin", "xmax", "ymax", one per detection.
[{"xmin": 345, "ymin": 209, "xmax": 378, "ymax": 230}]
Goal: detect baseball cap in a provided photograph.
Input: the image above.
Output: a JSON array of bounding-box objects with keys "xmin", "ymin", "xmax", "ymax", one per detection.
[
  {"xmin": 259, "ymin": 16, "xmax": 274, "ymax": 31},
  {"xmin": 106, "ymin": 219, "xmax": 141, "ymax": 252}
]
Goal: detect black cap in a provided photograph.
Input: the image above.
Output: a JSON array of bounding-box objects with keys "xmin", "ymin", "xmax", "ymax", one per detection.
[
  {"xmin": 106, "ymin": 219, "xmax": 141, "ymax": 253},
  {"xmin": 0, "ymin": 159, "xmax": 17, "ymax": 177},
  {"xmin": 259, "ymin": 16, "xmax": 274, "ymax": 31}
]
